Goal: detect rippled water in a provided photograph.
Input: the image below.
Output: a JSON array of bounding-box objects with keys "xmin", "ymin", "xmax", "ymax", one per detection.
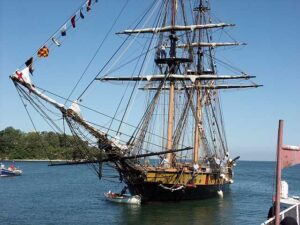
[{"xmin": 0, "ymin": 161, "xmax": 299, "ymax": 225}]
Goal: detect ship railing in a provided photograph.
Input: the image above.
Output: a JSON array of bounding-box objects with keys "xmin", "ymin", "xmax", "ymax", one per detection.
[{"xmin": 261, "ymin": 202, "xmax": 300, "ymax": 225}]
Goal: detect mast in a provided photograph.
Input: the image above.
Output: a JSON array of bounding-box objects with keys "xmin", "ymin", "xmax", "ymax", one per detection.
[
  {"xmin": 193, "ymin": 80, "xmax": 201, "ymax": 163},
  {"xmin": 166, "ymin": 0, "xmax": 177, "ymax": 165},
  {"xmin": 193, "ymin": 0, "xmax": 204, "ymax": 163}
]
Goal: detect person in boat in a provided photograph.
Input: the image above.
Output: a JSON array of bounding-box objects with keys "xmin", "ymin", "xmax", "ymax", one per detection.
[
  {"xmin": 120, "ymin": 186, "xmax": 128, "ymax": 196},
  {"xmin": 0, "ymin": 163, "xmax": 5, "ymax": 170},
  {"xmin": 108, "ymin": 190, "xmax": 116, "ymax": 197},
  {"xmin": 8, "ymin": 164, "xmax": 15, "ymax": 171}
]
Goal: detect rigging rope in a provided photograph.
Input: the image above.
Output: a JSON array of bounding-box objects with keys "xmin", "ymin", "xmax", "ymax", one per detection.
[
  {"xmin": 14, "ymin": 83, "xmax": 37, "ymax": 132},
  {"xmin": 77, "ymin": 0, "xmax": 160, "ymax": 100},
  {"xmin": 65, "ymin": 0, "xmax": 130, "ymax": 105},
  {"xmin": 17, "ymin": 0, "xmax": 98, "ymax": 71},
  {"xmin": 28, "ymin": 83, "xmax": 176, "ymax": 146},
  {"xmin": 116, "ymin": 0, "xmax": 166, "ymax": 135}
]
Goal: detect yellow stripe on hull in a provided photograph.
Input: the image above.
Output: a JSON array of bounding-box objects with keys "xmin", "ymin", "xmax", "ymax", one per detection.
[{"xmin": 145, "ymin": 170, "xmax": 231, "ymax": 186}]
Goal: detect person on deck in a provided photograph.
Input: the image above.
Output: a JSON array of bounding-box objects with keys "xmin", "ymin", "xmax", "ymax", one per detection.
[
  {"xmin": 161, "ymin": 158, "xmax": 170, "ymax": 168},
  {"xmin": 158, "ymin": 44, "xmax": 166, "ymax": 59},
  {"xmin": 192, "ymin": 163, "xmax": 199, "ymax": 177}
]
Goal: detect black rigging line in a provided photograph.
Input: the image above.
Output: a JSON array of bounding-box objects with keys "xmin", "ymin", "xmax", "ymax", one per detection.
[
  {"xmin": 34, "ymin": 84, "xmax": 173, "ymax": 145},
  {"xmin": 77, "ymin": 0, "xmax": 160, "ymax": 100},
  {"xmin": 204, "ymin": 99, "xmax": 217, "ymax": 155},
  {"xmin": 207, "ymin": 93, "xmax": 227, "ymax": 155},
  {"xmin": 201, "ymin": 3, "xmax": 227, "ymax": 155},
  {"xmin": 14, "ymin": 83, "xmax": 37, "ymax": 132},
  {"xmin": 15, "ymin": 81, "xmax": 172, "ymax": 153},
  {"xmin": 17, "ymin": 86, "xmax": 63, "ymax": 133},
  {"xmin": 203, "ymin": 47, "xmax": 245, "ymax": 74},
  {"xmin": 64, "ymin": 119, "xmax": 103, "ymax": 176},
  {"xmin": 116, "ymin": 0, "xmax": 166, "ymax": 135},
  {"xmin": 65, "ymin": 0, "xmax": 130, "ymax": 105},
  {"xmin": 103, "ymin": 47, "xmax": 156, "ymax": 75},
  {"xmin": 15, "ymin": 83, "xmax": 65, "ymax": 161},
  {"xmin": 86, "ymin": 116, "xmax": 169, "ymax": 152},
  {"xmin": 18, "ymin": 0, "xmax": 98, "ymax": 70},
  {"xmin": 106, "ymin": 25, "xmax": 149, "ymax": 135}
]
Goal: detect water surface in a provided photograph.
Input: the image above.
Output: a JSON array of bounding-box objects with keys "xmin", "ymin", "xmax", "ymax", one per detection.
[{"xmin": 0, "ymin": 161, "xmax": 299, "ymax": 225}]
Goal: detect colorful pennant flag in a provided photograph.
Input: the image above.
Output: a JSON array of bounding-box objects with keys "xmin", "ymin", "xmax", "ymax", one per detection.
[
  {"xmin": 87, "ymin": 0, "xmax": 91, "ymax": 11},
  {"xmin": 51, "ymin": 37, "xmax": 61, "ymax": 47},
  {"xmin": 80, "ymin": 9, "xmax": 84, "ymax": 19},
  {"xmin": 25, "ymin": 57, "xmax": 34, "ymax": 74},
  {"xmin": 15, "ymin": 67, "xmax": 32, "ymax": 85},
  {"xmin": 37, "ymin": 46, "xmax": 49, "ymax": 57},
  {"xmin": 61, "ymin": 24, "xmax": 67, "ymax": 36},
  {"xmin": 71, "ymin": 15, "xmax": 76, "ymax": 28}
]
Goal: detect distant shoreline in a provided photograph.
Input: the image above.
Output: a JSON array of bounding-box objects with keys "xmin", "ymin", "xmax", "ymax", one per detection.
[
  {"xmin": 2, "ymin": 159, "xmax": 68, "ymax": 162},
  {"xmin": 1, "ymin": 159, "xmax": 276, "ymax": 162}
]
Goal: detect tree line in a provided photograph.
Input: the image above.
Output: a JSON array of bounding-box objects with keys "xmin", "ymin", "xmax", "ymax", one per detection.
[{"xmin": 0, "ymin": 127, "xmax": 101, "ymax": 160}]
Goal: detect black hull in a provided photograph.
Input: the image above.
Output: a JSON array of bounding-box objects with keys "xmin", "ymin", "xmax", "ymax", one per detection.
[{"xmin": 128, "ymin": 182, "xmax": 230, "ymax": 202}]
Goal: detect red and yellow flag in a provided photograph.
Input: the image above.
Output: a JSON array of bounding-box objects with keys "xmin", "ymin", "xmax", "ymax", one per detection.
[{"xmin": 37, "ymin": 45, "xmax": 49, "ymax": 57}]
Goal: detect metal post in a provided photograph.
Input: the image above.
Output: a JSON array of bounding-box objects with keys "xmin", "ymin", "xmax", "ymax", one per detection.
[{"xmin": 275, "ymin": 120, "xmax": 284, "ymax": 225}]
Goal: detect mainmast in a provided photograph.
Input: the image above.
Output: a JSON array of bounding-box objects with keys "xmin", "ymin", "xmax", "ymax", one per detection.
[
  {"xmin": 166, "ymin": 0, "xmax": 178, "ymax": 166},
  {"xmin": 193, "ymin": 0, "xmax": 205, "ymax": 163}
]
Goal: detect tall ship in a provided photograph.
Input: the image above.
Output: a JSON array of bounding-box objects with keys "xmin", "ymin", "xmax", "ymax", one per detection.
[{"xmin": 10, "ymin": 0, "xmax": 261, "ymax": 202}]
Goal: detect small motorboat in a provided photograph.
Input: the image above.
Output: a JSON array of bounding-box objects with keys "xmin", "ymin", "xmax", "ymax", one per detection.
[
  {"xmin": 0, "ymin": 164, "xmax": 23, "ymax": 177},
  {"xmin": 104, "ymin": 191, "xmax": 141, "ymax": 205}
]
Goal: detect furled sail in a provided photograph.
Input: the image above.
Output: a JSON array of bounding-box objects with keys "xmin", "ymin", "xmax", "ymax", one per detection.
[
  {"xmin": 98, "ymin": 74, "xmax": 255, "ymax": 83},
  {"xmin": 116, "ymin": 23, "xmax": 235, "ymax": 35},
  {"xmin": 176, "ymin": 42, "xmax": 246, "ymax": 48}
]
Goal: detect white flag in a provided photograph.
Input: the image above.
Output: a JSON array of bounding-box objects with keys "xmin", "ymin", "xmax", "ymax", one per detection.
[
  {"xmin": 52, "ymin": 37, "xmax": 61, "ymax": 47},
  {"xmin": 14, "ymin": 67, "xmax": 32, "ymax": 86}
]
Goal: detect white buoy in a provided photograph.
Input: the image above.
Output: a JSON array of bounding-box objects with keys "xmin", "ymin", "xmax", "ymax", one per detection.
[{"xmin": 217, "ymin": 190, "xmax": 223, "ymax": 198}]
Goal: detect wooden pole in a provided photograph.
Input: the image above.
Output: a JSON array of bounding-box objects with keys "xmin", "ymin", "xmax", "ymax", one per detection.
[
  {"xmin": 172, "ymin": 0, "xmax": 176, "ymax": 27},
  {"xmin": 275, "ymin": 120, "xmax": 283, "ymax": 225},
  {"xmin": 166, "ymin": 81, "xmax": 175, "ymax": 165},
  {"xmin": 193, "ymin": 0, "xmax": 203, "ymax": 163},
  {"xmin": 193, "ymin": 81, "xmax": 201, "ymax": 163},
  {"xmin": 166, "ymin": 0, "xmax": 177, "ymax": 166}
]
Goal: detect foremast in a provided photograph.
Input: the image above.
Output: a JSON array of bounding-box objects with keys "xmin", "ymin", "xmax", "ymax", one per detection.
[{"xmin": 193, "ymin": 0, "xmax": 204, "ymax": 164}]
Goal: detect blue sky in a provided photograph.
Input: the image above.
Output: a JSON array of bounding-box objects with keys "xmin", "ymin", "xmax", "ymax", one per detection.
[{"xmin": 1, "ymin": 0, "xmax": 300, "ymax": 161}]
